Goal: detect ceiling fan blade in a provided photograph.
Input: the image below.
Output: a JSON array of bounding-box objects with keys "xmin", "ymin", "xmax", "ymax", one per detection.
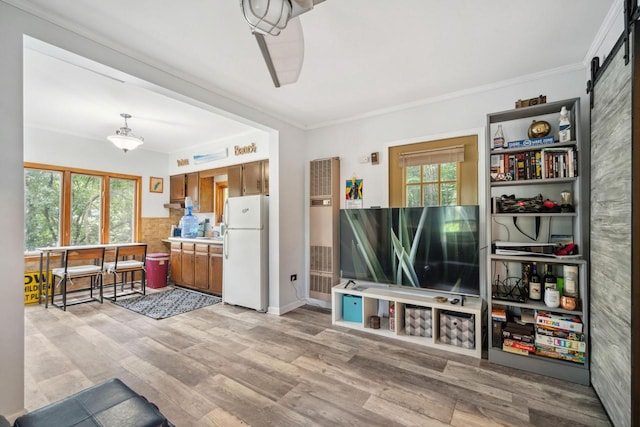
[
  {"xmin": 254, "ymin": 17, "xmax": 304, "ymax": 87},
  {"xmin": 290, "ymin": 0, "xmax": 326, "ymax": 17}
]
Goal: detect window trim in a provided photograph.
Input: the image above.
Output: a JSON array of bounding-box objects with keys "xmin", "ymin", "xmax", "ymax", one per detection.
[{"xmin": 24, "ymin": 162, "xmax": 142, "ymax": 252}]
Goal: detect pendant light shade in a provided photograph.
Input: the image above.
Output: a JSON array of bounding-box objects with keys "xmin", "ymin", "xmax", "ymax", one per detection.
[
  {"xmin": 107, "ymin": 113, "xmax": 144, "ymax": 153},
  {"xmin": 240, "ymin": 0, "xmax": 292, "ymax": 36}
]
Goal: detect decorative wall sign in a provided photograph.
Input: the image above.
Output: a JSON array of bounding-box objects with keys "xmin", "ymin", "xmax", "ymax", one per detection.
[
  {"xmin": 149, "ymin": 177, "xmax": 163, "ymax": 193},
  {"xmin": 177, "ymin": 159, "xmax": 189, "ymax": 167},
  {"xmin": 194, "ymin": 148, "xmax": 228, "ymax": 164},
  {"xmin": 234, "ymin": 142, "xmax": 257, "ymax": 156}
]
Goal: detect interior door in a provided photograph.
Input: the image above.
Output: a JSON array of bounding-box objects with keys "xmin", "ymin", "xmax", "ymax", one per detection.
[{"xmin": 589, "ymin": 24, "xmax": 638, "ymax": 427}]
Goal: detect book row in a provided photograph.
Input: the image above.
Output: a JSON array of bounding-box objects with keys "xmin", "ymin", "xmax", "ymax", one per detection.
[{"xmin": 490, "ymin": 147, "xmax": 578, "ymax": 181}]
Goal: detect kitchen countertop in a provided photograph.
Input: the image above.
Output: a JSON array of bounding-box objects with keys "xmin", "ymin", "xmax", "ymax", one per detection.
[{"xmin": 164, "ymin": 237, "xmax": 223, "ymax": 245}]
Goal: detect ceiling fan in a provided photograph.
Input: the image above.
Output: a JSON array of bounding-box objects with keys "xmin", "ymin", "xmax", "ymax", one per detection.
[{"xmin": 240, "ymin": 0, "xmax": 326, "ymax": 87}]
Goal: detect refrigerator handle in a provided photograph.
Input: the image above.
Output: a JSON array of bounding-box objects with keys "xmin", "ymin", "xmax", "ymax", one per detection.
[
  {"xmin": 223, "ymin": 199, "xmax": 229, "ymax": 228},
  {"xmin": 223, "ymin": 230, "xmax": 229, "ymax": 259}
]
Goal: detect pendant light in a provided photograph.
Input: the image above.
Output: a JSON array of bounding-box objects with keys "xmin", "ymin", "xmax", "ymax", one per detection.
[{"xmin": 107, "ymin": 113, "xmax": 144, "ymax": 153}]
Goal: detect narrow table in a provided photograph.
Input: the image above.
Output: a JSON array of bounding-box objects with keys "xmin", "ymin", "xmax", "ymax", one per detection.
[{"xmin": 36, "ymin": 243, "xmax": 146, "ymax": 308}]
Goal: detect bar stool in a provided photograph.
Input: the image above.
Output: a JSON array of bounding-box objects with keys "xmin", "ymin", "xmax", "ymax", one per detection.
[
  {"xmin": 103, "ymin": 244, "xmax": 147, "ymax": 301},
  {"xmin": 50, "ymin": 247, "xmax": 105, "ymax": 311}
]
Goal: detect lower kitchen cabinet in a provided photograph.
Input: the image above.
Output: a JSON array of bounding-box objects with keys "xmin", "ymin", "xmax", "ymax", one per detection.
[
  {"xmin": 181, "ymin": 243, "xmax": 195, "ymax": 287},
  {"xmin": 194, "ymin": 244, "xmax": 210, "ymax": 291},
  {"xmin": 169, "ymin": 241, "xmax": 222, "ymax": 295},
  {"xmin": 209, "ymin": 245, "xmax": 223, "ymax": 295},
  {"xmin": 170, "ymin": 242, "xmax": 182, "ymax": 284}
]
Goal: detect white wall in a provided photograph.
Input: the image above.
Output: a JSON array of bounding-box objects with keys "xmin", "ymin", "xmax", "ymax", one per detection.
[
  {"xmin": 0, "ymin": 2, "xmax": 25, "ymax": 416},
  {"xmin": 304, "ymin": 68, "xmax": 591, "ymax": 305},
  {"xmin": 307, "ymin": 69, "xmax": 590, "ymax": 201},
  {"xmin": 0, "ymin": 1, "xmax": 307, "ymax": 415},
  {"xmin": 167, "ymin": 130, "xmax": 269, "ymax": 176},
  {"xmin": 25, "ymin": 127, "xmax": 170, "ymax": 218}
]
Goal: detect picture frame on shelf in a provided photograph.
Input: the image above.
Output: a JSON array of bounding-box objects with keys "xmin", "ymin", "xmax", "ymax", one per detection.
[{"xmin": 149, "ymin": 176, "xmax": 163, "ymax": 193}]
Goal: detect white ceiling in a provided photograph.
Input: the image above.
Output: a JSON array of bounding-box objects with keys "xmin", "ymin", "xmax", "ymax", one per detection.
[{"xmin": 15, "ymin": 0, "xmax": 616, "ymax": 153}]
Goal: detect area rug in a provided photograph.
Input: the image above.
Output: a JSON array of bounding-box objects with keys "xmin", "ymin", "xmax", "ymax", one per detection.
[{"xmin": 112, "ymin": 287, "xmax": 221, "ymax": 319}]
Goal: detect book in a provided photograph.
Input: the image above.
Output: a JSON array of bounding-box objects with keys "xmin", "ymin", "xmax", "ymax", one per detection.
[
  {"xmin": 515, "ymin": 153, "xmax": 526, "ymax": 180},
  {"xmin": 535, "ymin": 346, "xmax": 585, "ymax": 364},
  {"xmin": 536, "ymin": 343, "xmax": 584, "ymax": 356},
  {"xmin": 506, "ymin": 136, "xmax": 555, "ymax": 149},
  {"xmin": 503, "ymin": 344, "xmax": 529, "ymax": 356},
  {"xmin": 503, "ymin": 338, "xmax": 535, "ymax": 353},
  {"xmin": 536, "ymin": 325, "xmax": 584, "ymax": 341},
  {"xmin": 534, "ymin": 151, "xmax": 542, "ymax": 179},
  {"xmin": 491, "ymin": 306, "xmax": 507, "ymax": 321},
  {"xmin": 535, "ymin": 311, "xmax": 583, "ymax": 333},
  {"xmin": 502, "ymin": 328, "xmax": 536, "ymax": 344},
  {"xmin": 535, "ymin": 334, "xmax": 586, "ymax": 352}
]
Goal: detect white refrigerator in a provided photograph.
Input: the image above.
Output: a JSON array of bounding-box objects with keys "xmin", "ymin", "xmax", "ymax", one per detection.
[{"xmin": 222, "ymin": 194, "xmax": 268, "ymax": 312}]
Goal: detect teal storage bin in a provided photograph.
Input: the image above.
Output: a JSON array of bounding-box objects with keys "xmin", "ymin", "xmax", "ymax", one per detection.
[{"xmin": 342, "ymin": 295, "xmax": 362, "ymax": 322}]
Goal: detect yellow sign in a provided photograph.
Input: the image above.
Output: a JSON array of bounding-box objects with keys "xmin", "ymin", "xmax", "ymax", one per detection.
[{"xmin": 24, "ymin": 271, "xmax": 52, "ymax": 305}]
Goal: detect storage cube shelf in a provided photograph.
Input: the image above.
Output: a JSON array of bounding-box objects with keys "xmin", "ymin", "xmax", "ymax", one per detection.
[{"xmin": 332, "ymin": 284, "xmax": 485, "ymax": 358}]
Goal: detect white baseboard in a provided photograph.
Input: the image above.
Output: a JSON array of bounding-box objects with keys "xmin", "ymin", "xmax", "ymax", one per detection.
[{"xmin": 267, "ymin": 299, "xmax": 305, "ymax": 316}]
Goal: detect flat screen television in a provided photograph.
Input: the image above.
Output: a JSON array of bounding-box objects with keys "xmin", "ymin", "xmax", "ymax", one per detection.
[{"xmin": 340, "ymin": 205, "xmax": 480, "ymax": 296}]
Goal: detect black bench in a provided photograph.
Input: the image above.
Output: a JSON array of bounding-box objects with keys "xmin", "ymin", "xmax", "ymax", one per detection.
[{"xmin": 7, "ymin": 378, "xmax": 172, "ymax": 427}]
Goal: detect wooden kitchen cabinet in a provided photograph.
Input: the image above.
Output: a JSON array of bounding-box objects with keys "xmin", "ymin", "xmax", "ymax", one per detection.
[
  {"xmin": 170, "ymin": 172, "xmax": 212, "ymax": 212},
  {"xmin": 170, "ymin": 242, "xmax": 182, "ymax": 284},
  {"xmin": 209, "ymin": 245, "xmax": 223, "ymax": 295},
  {"xmin": 227, "ymin": 165, "xmax": 242, "ymax": 198},
  {"xmin": 243, "ymin": 161, "xmax": 263, "ymax": 196},
  {"xmin": 170, "ymin": 175, "xmax": 186, "ymax": 202},
  {"xmin": 186, "ymin": 172, "xmax": 199, "ymax": 207},
  {"xmin": 181, "ymin": 243, "xmax": 195, "ymax": 287},
  {"xmin": 198, "ymin": 176, "xmax": 213, "ymax": 213},
  {"xmin": 194, "ymin": 244, "xmax": 210, "ymax": 291},
  {"xmin": 170, "ymin": 241, "xmax": 223, "ymax": 295},
  {"xmin": 227, "ymin": 160, "xmax": 269, "ymax": 197}
]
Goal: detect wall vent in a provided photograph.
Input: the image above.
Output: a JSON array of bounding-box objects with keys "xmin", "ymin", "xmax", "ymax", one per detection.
[{"xmin": 309, "ymin": 157, "xmax": 340, "ymax": 301}]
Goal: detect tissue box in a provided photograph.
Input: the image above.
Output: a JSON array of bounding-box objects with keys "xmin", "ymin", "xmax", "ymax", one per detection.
[
  {"xmin": 405, "ymin": 306, "xmax": 432, "ymax": 337},
  {"xmin": 342, "ymin": 295, "xmax": 362, "ymax": 323},
  {"xmin": 440, "ymin": 311, "xmax": 475, "ymax": 349}
]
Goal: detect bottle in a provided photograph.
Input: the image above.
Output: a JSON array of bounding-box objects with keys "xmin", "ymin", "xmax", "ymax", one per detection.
[
  {"xmin": 528, "ymin": 263, "xmax": 542, "ymax": 301},
  {"xmin": 493, "ymin": 124, "xmax": 505, "ymax": 149},
  {"xmin": 543, "ymin": 264, "xmax": 557, "ymax": 294},
  {"xmin": 180, "ymin": 206, "xmax": 199, "ymax": 238},
  {"xmin": 563, "ymin": 265, "xmax": 578, "ymax": 297},
  {"xmin": 558, "ymin": 106, "xmax": 571, "ymax": 143},
  {"xmin": 521, "ymin": 263, "xmax": 531, "ymax": 298},
  {"xmin": 389, "ymin": 302, "xmax": 395, "ymax": 332}
]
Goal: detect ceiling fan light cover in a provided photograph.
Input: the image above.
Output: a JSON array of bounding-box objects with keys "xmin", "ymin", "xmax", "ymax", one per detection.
[{"xmin": 241, "ymin": 0, "xmax": 291, "ymax": 36}]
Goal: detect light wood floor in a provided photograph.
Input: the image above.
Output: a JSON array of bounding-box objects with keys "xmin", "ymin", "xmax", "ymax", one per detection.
[{"xmin": 24, "ymin": 290, "xmax": 611, "ymax": 427}]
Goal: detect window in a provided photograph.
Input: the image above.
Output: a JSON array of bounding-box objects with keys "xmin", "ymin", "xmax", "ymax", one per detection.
[
  {"xmin": 24, "ymin": 163, "xmax": 141, "ymax": 252},
  {"xmin": 24, "ymin": 169, "xmax": 62, "ymax": 250},
  {"xmin": 388, "ymin": 135, "xmax": 478, "ymax": 208},
  {"xmin": 405, "ymin": 162, "xmax": 459, "ymax": 206}
]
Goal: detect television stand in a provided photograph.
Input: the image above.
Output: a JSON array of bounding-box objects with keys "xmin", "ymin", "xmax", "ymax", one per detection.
[{"xmin": 331, "ymin": 282, "xmax": 485, "ymax": 358}]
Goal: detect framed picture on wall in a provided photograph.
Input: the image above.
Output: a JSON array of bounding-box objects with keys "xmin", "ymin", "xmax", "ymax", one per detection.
[{"xmin": 149, "ymin": 177, "xmax": 163, "ymax": 193}]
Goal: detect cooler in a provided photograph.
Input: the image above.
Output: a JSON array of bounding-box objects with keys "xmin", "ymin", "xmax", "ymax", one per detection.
[{"xmin": 146, "ymin": 253, "xmax": 169, "ymax": 289}]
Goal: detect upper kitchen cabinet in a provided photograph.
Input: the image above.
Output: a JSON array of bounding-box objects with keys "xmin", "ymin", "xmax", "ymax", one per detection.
[
  {"xmin": 228, "ymin": 160, "xmax": 269, "ymax": 197},
  {"xmin": 228, "ymin": 165, "xmax": 242, "ymax": 198},
  {"xmin": 169, "ymin": 172, "xmax": 213, "ymax": 212},
  {"xmin": 170, "ymin": 174, "xmax": 186, "ymax": 202}
]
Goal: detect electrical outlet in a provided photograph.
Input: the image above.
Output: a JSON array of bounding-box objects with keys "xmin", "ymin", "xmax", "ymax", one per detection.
[{"xmin": 290, "ymin": 274, "xmax": 297, "ymax": 282}]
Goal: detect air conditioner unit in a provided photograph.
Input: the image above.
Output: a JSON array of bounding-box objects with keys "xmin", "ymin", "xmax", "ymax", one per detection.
[{"xmin": 309, "ymin": 157, "xmax": 340, "ymax": 301}]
